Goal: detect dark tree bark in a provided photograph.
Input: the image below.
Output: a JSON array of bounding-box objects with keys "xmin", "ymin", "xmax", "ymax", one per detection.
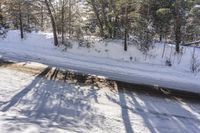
[
  {"xmin": 61, "ymin": 1, "xmax": 65, "ymax": 44},
  {"xmin": 124, "ymin": 1, "xmax": 128, "ymax": 51},
  {"xmin": 175, "ymin": 0, "xmax": 181, "ymax": 53},
  {"xmin": 68, "ymin": 0, "xmax": 72, "ymax": 38},
  {"xmin": 0, "ymin": 2, "xmax": 3, "ymax": 24},
  {"xmin": 100, "ymin": 0, "xmax": 112, "ymax": 38},
  {"xmin": 90, "ymin": 0, "xmax": 105, "ymax": 37},
  {"xmin": 19, "ymin": 4, "xmax": 24, "ymax": 39},
  {"xmin": 159, "ymin": 27, "xmax": 163, "ymax": 42},
  {"xmin": 41, "ymin": 5, "xmax": 44, "ymax": 31},
  {"xmin": 111, "ymin": 0, "xmax": 118, "ymax": 38},
  {"xmin": 45, "ymin": 0, "xmax": 58, "ymax": 46}
]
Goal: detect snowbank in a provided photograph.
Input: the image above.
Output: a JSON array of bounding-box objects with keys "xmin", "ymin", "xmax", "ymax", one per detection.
[{"xmin": 0, "ymin": 30, "xmax": 200, "ymax": 93}]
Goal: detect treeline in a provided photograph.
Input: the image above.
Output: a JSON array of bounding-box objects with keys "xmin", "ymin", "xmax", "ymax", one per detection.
[{"xmin": 0, "ymin": 0, "xmax": 200, "ymax": 52}]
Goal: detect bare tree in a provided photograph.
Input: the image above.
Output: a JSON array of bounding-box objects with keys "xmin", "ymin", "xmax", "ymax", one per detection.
[
  {"xmin": 90, "ymin": 0, "xmax": 105, "ymax": 37},
  {"xmin": 19, "ymin": 3, "xmax": 24, "ymax": 39},
  {"xmin": 124, "ymin": 0, "xmax": 128, "ymax": 51},
  {"xmin": 175, "ymin": 0, "xmax": 181, "ymax": 53},
  {"xmin": 44, "ymin": 0, "xmax": 58, "ymax": 46}
]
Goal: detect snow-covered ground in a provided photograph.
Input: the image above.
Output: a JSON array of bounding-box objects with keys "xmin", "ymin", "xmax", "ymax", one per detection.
[
  {"xmin": 0, "ymin": 30, "xmax": 200, "ymax": 93},
  {"xmin": 0, "ymin": 64, "xmax": 200, "ymax": 133}
]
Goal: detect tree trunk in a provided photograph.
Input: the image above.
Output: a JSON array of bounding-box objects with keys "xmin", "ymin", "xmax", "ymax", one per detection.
[
  {"xmin": 175, "ymin": 0, "xmax": 181, "ymax": 53},
  {"xmin": 68, "ymin": 0, "xmax": 72, "ymax": 38},
  {"xmin": 124, "ymin": 1, "xmax": 128, "ymax": 51},
  {"xmin": 0, "ymin": 2, "xmax": 3, "ymax": 25},
  {"xmin": 159, "ymin": 27, "xmax": 163, "ymax": 42},
  {"xmin": 91, "ymin": 0, "xmax": 104, "ymax": 37},
  {"xmin": 61, "ymin": 2, "xmax": 65, "ymax": 44},
  {"xmin": 19, "ymin": 5, "xmax": 24, "ymax": 39},
  {"xmin": 45, "ymin": 0, "xmax": 58, "ymax": 46},
  {"xmin": 41, "ymin": 5, "xmax": 44, "ymax": 31},
  {"xmin": 100, "ymin": 0, "xmax": 112, "ymax": 38},
  {"xmin": 112, "ymin": 0, "xmax": 118, "ymax": 38}
]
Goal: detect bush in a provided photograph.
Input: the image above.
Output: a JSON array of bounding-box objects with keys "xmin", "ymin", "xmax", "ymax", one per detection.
[
  {"xmin": 165, "ymin": 59, "xmax": 172, "ymax": 67},
  {"xmin": 62, "ymin": 41, "xmax": 73, "ymax": 51},
  {"xmin": 78, "ymin": 39, "xmax": 92, "ymax": 48},
  {"xmin": 0, "ymin": 24, "xmax": 8, "ymax": 38},
  {"xmin": 190, "ymin": 53, "xmax": 200, "ymax": 73}
]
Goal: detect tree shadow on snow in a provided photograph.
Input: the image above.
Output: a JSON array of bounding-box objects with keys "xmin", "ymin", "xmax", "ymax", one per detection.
[
  {"xmin": 1, "ymin": 67, "xmax": 51, "ymax": 112},
  {"xmin": 1, "ymin": 67, "xmax": 200, "ymax": 133},
  {"xmin": 113, "ymin": 82, "xmax": 200, "ymax": 133},
  {"xmin": 0, "ymin": 68, "xmax": 104, "ymax": 132}
]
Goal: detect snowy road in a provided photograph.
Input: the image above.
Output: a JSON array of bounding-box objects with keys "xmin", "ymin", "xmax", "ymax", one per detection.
[{"xmin": 0, "ymin": 62, "xmax": 200, "ymax": 133}]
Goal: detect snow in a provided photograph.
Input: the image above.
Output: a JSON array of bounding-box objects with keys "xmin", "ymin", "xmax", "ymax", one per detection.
[
  {"xmin": 0, "ymin": 30, "xmax": 200, "ymax": 93},
  {"xmin": 194, "ymin": 5, "xmax": 200, "ymax": 8},
  {"xmin": 0, "ymin": 66, "xmax": 200, "ymax": 133}
]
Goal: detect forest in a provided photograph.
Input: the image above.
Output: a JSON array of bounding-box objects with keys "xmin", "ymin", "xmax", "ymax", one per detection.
[{"xmin": 0, "ymin": 0, "xmax": 200, "ymax": 53}]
